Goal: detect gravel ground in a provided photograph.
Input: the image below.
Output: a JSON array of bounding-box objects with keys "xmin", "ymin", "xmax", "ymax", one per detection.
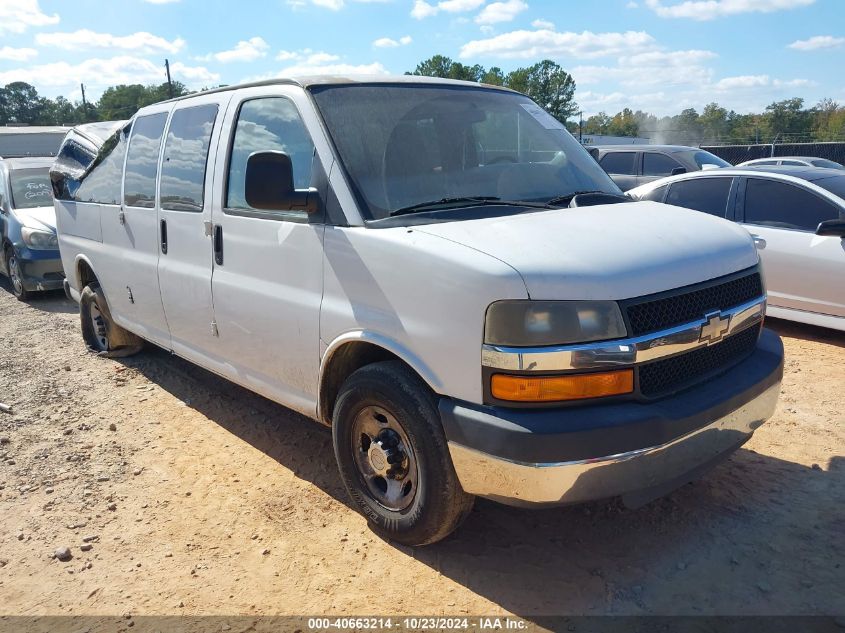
[{"xmin": 0, "ymin": 280, "xmax": 842, "ymax": 622}]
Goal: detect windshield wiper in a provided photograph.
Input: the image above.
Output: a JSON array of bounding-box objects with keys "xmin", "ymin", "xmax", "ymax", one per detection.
[
  {"xmin": 545, "ymin": 191, "xmax": 606, "ymax": 206},
  {"xmin": 389, "ymin": 196, "xmax": 553, "ymax": 217}
]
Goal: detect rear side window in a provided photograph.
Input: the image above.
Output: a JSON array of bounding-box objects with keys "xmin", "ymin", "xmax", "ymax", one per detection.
[
  {"xmin": 160, "ymin": 104, "xmax": 218, "ymax": 212},
  {"xmin": 665, "ymin": 177, "xmax": 733, "ymax": 217},
  {"xmin": 10, "ymin": 168, "xmax": 52, "ymax": 210},
  {"xmin": 639, "ymin": 184, "xmax": 667, "ymax": 202},
  {"xmin": 780, "ymin": 160, "xmax": 805, "ymax": 166},
  {"xmin": 600, "ymin": 152, "xmax": 636, "ymax": 175},
  {"xmin": 75, "ymin": 126, "xmax": 129, "ymax": 205},
  {"xmin": 642, "ymin": 152, "xmax": 682, "ymax": 177},
  {"xmin": 226, "ymin": 97, "xmax": 315, "ymax": 214},
  {"xmin": 124, "ymin": 113, "xmax": 167, "ymax": 208},
  {"xmin": 744, "ymin": 178, "xmax": 839, "ymax": 230},
  {"xmin": 752, "ymin": 160, "xmax": 777, "ymax": 166}
]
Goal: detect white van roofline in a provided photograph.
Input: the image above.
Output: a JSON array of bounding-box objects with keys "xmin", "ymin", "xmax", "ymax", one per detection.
[{"xmin": 157, "ymin": 74, "xmax": 519, "ymax": 105}]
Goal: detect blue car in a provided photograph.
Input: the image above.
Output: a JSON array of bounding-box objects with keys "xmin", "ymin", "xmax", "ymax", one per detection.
[{"xmin": 0, "ymin": 157, "xmax": 65, "ymax": 300}]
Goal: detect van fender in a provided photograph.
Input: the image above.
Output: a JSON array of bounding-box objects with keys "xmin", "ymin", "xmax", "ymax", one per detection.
[
  {"xmin": 72, "ymin": 254, "xmax": 97, "ymax": 292},
  {"xmin": 317, "ymin": 330, "xmax": 444, "ymax": 425}
]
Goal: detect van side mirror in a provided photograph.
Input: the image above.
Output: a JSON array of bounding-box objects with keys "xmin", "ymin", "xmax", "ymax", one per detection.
[
  {"xmin": 670, "ymin": 166, "xmax": 687, "ymax": 176},
  {"xmin": 816, "ymin": 219, "xmax": 845, "ymax": 237},
  {"xmin": 244, "ymin": 151, "xmax": 318, "ymax": 213}
]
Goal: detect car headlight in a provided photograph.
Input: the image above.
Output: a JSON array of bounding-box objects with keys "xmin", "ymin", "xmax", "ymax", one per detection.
[
  {"xmin": 21, "ymin": 227, "xmax": 58, "ymax": 250},
  {"xmin": 484, "ymin": 300, "xmax": 627, "ymax": 347}
]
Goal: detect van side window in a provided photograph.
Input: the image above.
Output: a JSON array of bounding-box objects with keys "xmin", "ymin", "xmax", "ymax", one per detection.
[
  {"xmin": 75, "ymin": 125, "xmax": 129, "ymax": 205},
  {"xmin": 226, "ymin": 97, "xmax": 315, "ymax": 215},
  {"xmin": 124, "ymin": 113, "xmax": 167, "ymax": 208},
  {"xmin": 160, "ymin": 104, "xmax": 218, "ymax": 212}
]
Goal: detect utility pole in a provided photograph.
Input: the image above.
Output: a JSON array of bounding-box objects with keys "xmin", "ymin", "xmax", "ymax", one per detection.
[
  {"xmin": 80, "ymin": 83, "xmax": 87, "ymax": 108},
  {"xmin": 579, "ymin": 110, "xmax": 583, "ymax": 142},
  {"xmin": 165, "ymin": 59, "xmax": 174, "ymax": 99}
]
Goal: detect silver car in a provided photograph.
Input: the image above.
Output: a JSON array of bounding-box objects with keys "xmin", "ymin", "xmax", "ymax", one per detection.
[
  {"xmin": 737, "ymin": 156, "xmax": 845, "ymax": 170},
  {"xmin": 628, "ymin": 165, "xmax": 845, "ymax": 331}
]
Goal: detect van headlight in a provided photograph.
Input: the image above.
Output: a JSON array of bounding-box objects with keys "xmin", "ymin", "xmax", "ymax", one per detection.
[
  {"xmin": 21, "ymin": 227, "xmax": 58, "ymax": 250},
  {"xmin": 484, "ymin": 300, "xmax": 627, "ymax": 347}
]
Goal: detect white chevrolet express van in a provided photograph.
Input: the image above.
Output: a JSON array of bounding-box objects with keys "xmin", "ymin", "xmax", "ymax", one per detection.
[{"xmin": 52, "ymin": 77, "xmax": 784, "ymax": 545}]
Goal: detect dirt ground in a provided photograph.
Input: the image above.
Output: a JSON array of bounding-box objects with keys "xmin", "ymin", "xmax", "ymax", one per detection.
[{"xmin": 0, "ymin": 280, "xmax": 842, "ymax": 623}]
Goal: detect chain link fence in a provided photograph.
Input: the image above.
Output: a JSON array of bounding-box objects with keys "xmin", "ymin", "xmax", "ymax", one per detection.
[{"xmin": 701, "ymin": 142, "xmax": 845, "ymax": 166}]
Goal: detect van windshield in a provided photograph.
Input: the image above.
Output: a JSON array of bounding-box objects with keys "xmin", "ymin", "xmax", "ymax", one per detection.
[
  {"xmin": 310, "ymin": 83, "xmax": 621, "ymax": 221},
  {"xmin": 10, "ymin": 168, "xmax": 53, "ymax": 210}
]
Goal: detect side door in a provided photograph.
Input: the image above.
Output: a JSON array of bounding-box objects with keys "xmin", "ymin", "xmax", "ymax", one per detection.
[
  {"xmin": 640, "ymin": 152, "xmax": 685, "ymax": 186},
  {"xmin": 99, "ymin": 114, "xmax": 171, "ymax": 346},
  {"xmin": 738, "ymin": 176, "xmax": 845, "ymax": 317},
  {"xmin": 663, "ymin": 176, "xmax": 736, "ymax": 219},
  {"xmin": 599, "ymin": 151, "xmax": 639, "ymax": 191},
  {"xmin": 157, "ymin": 93, "xmax": 231, "ymax": 363},
  {"xmin": 208, "ymin": 88, "xmax": 326, "ymax": 416}
]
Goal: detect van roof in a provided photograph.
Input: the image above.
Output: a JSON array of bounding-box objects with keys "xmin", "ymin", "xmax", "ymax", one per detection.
[{"xmin": 159, "ymin": 74, "xmax": 518, "ymax": 104}]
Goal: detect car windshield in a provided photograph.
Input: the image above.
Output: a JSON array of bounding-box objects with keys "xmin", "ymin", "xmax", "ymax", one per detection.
[
  {"xmin": 682, "ymin": 150, "xmax": 730, "ymax": 169},
  {"xmin": 9, "ymin": 168, "xmax": 53, "ymax": 210},
  {"xmin": 310, "ymin": 83, "xmax": 621, "ymax": 221},
  {"xmin": 813, "ymin": 175, "xmax": 845, "ymax": 201},
  {"xmin": 810, "ymin": 159, "xmax": 845, "ymax": 170}
]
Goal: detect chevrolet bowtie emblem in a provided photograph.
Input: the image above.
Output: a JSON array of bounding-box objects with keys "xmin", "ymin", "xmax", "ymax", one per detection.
[{"xmin": 700, "ymin": 311, "xmax": 731, "ymax": 345}]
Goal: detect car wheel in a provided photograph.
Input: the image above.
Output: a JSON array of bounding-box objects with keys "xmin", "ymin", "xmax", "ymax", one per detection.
[
  {"xmin": 5, "ymin": 246, "xmax": 31, "ymax": 301},
  {"xmin": 79, "ymin": 282, "xmax": 143, "ymax": 357},
  {"xmin": 332, "ymin": 360, "xmax": 474, "ymax": 546}
]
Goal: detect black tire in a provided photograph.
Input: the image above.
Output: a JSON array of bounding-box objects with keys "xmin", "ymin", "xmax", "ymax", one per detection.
[
  {"xmin": 79, "ymin": 282, "xmax": 143, "ymax": 357},
  {"xmin": 5, "ymin": 246, "xmax": 31, "ymax": 301},
  {"xmin": 332, "ymin": 360, "xmax": 474, "ymax": 546}
]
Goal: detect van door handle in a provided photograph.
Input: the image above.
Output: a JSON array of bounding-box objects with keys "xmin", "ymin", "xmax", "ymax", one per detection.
[
  {"xmin": 160, "ymin": 219, "xmax": 168, "ymax": 254},
  {"xmin": 751, "ymin": 234, "xmax": 766, "ymax": 249},
  {"xmin": 213, "ymin": 225, "xmax": 223, "ymax": 265}
]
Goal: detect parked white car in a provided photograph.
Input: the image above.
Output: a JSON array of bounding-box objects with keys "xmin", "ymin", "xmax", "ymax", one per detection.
[
  {"xmin": 737, "ymin": 156, "xmax": 844, "ymax": 170},
  {"xmin": 628, "ymin": 166, "xmax": 845, "ymax": 331},
  {"xmin": 53, "ymin": 77, "xmax": 783, "ymax": 545}
]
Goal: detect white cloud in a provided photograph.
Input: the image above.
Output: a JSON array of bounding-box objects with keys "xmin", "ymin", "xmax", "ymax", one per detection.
[
  {"xmin": 373, "ymin": 35, "xmax": 413, "ymax": 47},
  {"xmin": 312, "ymin": 0, "xmax": 345, "ymax": 8},
  {"xmin": 0, "ymin": 46, "xmax": 37, "ymax": 62},
  {"xmin": 412, "ymin": 0, "xmax": 485, "ymax": 19},
  {"xmin": 714, "ymin": 74, "xmax": 770, "ymax": 90},
  {"xmin": 644, "ymin": 0, "xmax": 814, "ymax": 20},
  {"xmin": 788, "ymin": 35, "xmax": 845, "ymax": 51},
  {"xmin": 460, "ymin": 29, "xmax": 657, "ymax": 59},
  {"xmin": 626, "ymin": 1, "xmax": 639, "ymax": 7},
  {"xmin": 0, "ymin": 56, "xmax": 219, "ymax": 97},
  {"xmin": 197, "ymin": 36, "xmax": 269, "ymax": 62},
  {"xmin": 276, "ymin": 50, "xmax": 300, "ymax": 61},
  {"xmin": 35, "ymin": 29, "xmax": 185, "ymax": 54},
  {"xmin": 531, "ymin": 19, "xmax": 555, "ymax": 29},
  {"xmin": 475, "ymin": 0, "xmax": 527, "ymax": 24},
  {"xmin": 0, "ymin": 0, "xmax": 59, "ymax": 33},
  {"xmin": 573, "ymin": 49, "xmax": 717, "ymax": 88}
]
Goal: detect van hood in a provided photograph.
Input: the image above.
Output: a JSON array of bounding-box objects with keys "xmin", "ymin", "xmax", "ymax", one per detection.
[
  {"xmin": 414, "ymin": 201, "xmax": 759, "ymax": 300},
  {"xmin": 13, "ymin": 206, "xmax": 57, "ymax": 233}
]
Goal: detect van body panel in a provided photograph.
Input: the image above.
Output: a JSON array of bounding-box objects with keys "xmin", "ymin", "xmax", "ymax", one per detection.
[{"xmin": 319, "ymin": 225, "xmax": 528, "ymax": 404}]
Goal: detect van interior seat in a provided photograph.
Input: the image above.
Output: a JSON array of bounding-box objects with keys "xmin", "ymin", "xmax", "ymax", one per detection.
[{"xmin": 382, "ymin": 120, "xmax": 443, "ymax": 210}]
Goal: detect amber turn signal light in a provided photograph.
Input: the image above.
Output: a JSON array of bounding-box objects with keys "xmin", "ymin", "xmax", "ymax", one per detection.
[{"xmin": 491, "ymin": 370, "xmax": 634, "ymax": 403}]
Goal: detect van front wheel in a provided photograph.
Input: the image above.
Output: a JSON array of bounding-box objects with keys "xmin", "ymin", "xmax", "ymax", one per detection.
[
  {"xmin": 79, "ymin": 283, "xmax": 143, "ymax": 357},
  {"xmin": 332, "ymin": 361, "xmax": 474, "ymax": 546}
]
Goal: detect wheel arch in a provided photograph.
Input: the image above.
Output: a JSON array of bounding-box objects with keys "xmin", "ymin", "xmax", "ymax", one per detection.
[
  {"xmin": 318, "ymin": 332, "xmax": 443, "ymax": 426},
  {"xmin": 73, "ymin": 255, "xmax": 98, "ymax": 291}
]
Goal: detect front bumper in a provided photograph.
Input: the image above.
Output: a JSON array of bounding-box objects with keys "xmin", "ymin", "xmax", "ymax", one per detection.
[
  {"xmin": 441, "ymin": 328, "xmax": 783, "ymax": 507},
  {"xmin": 15, "ymin": 247, "xmax": 64, "ymax": 292}
]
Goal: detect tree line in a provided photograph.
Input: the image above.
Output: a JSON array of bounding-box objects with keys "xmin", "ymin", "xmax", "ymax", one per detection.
[{"xmin": 3, "ymin": 55, "xmax": 844, "ymax": 146}]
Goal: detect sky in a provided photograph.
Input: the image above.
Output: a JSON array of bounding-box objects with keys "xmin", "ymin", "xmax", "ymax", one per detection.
[{"xmin": 0, "ymin": 0, "xmax": 842, "ymax": 117}]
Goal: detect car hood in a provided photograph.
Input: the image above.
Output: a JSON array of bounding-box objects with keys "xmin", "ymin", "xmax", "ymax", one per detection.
[
  {"xmin": 414, "ymin": 201, "xmax": 759, "ymax": 300},
  {"xmin": 13, "ymin": 206, "xmax": 57, "ymax": 233}
]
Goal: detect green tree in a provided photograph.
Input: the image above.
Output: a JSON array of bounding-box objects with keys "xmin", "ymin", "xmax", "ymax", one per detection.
[
  {"xmin": 97, "ymin": 81, "xmax": 188, "ymax": 120},
  {"xmin": 607, "ymin": 108, "xmax": 639, "ymax": 137},
  {"xmin": 0, "ymin": 82, "xmax": 48, "ymax": 125},
  {"xmin": 481, "ymin": 67, "xmax": 505, "ymax": 86},
  {"xmin": 505, "ymin": 60, "xmax": 577, "ymax": 123},
  {"xmin": 409, "ymin": 55, "xmax": 484, "ymax": 82}
]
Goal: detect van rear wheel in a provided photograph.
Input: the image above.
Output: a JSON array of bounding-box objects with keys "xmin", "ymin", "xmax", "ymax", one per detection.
[
  {"xmin": 79, "ymin": 283, "xmax": 143, "ymax": 357},
  {"xmin": 332, "ymin": 361, "xmax": 474, "ymax": 546}
]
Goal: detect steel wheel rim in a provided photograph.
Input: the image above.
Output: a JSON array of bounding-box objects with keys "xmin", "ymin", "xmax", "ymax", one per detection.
[
  {"xmin": 89, "ymin": 301, "xmax": 109, "ymax": 351},
  {"xmin": 351, "ymin": 405, "xmax": 418, "ymax": 512},
  {"xmin": 8, "ymin": 254, "xmax": 23, "ymax": 295}
]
